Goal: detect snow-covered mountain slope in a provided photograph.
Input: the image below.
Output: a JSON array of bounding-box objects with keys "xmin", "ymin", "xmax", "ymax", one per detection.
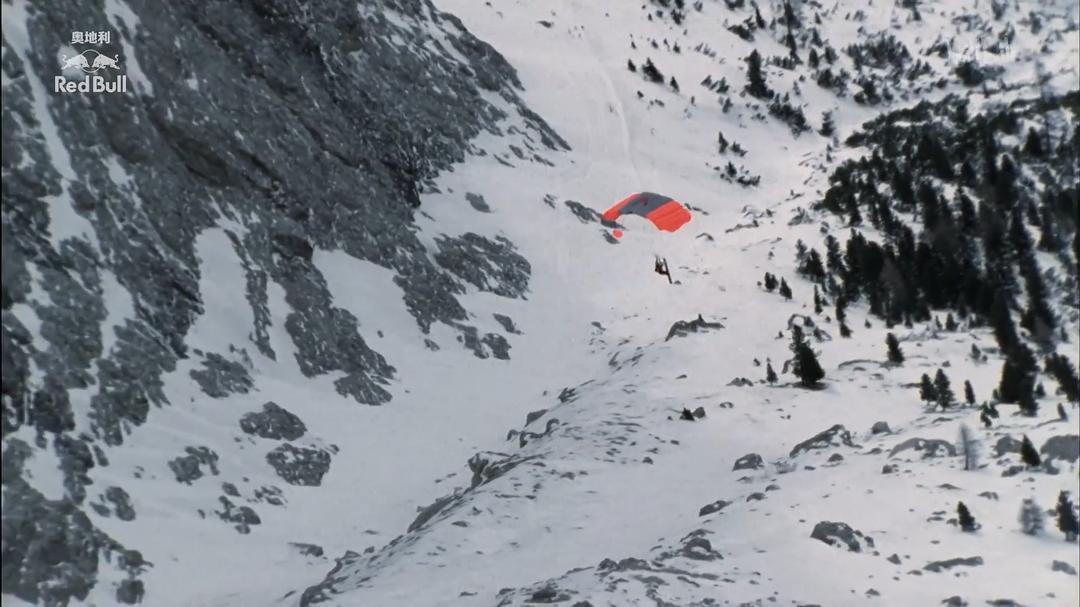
[
  {"xmin": 294, "ymin": 0, "xmax": 1080, "ymax": 606},
  {"xmin": 2, "ymin": 0, "xmax": 1078, "ymax": 606}
]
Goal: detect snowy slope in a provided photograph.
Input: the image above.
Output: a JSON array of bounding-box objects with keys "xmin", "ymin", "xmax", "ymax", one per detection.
[
  {"xmin": 3, "ymin": 0, "xmax": 1078, "ymax": 606},
  {"xmin": 294, "ymin": 0, "xmax": 1080, "ymax": 606}
]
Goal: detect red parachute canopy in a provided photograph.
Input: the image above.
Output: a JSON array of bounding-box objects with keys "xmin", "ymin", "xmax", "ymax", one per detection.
[{"xmin": 601, "ymin": 192, "xmax": 691, "ymax": 233}]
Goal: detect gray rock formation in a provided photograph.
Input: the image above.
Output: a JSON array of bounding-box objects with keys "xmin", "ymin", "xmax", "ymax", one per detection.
[
  {"xmin": 265, "ymin": 444, "xmax": 332, "ymax": 486},
  {"xmin": 733, "ymin": 453, "xmax": 764, "ymax": 471},
  {"xmin": 169, "ymin": 446, "xmax": 220, "ymax": 484},
  {"xmin": 466, "ymin": 192, "xmax": 491, "ymax": 212},
  {"xmin": 810, "ymin": 521, "xmax": 875, "ymax": 552},
  {"xmin": 563, "ymin": 199, "xmax": 602, "ymax": 223},
  {"xmin": 923, "ymin": 556, "xmax": 984, "ymax": 572},
  {"xmin": 889, "ymin": 437, "xmax": 957, "ymax": 459},
  {"xmin": 290, "ymin": 543, "xmax": 326, "ymax": 558},
  {"xmin": 1052, "ymin": 560, "xmax": 1077, "ymax": 575},
  {"xmin": 189, "ymin": 350, "xmax": 253, "ymax": 398},
  {"xmin": 239, "ymin": 401, "xmax": 307, "ymax": 441},
  {"xmin": 494, "ymin": 313, "xmax": 521, "ymax": 334},
  {"xmin": 994, "ymin": 435, "xmax": 1023, "ymax": 456},
  {"xmin": 1040, "ymin": 435, "xmax": 1079, "ymax": 463},
  {"xmin": 3, "ymin": 0, "xmax": 566, "ymax": 600},
  {"xmin": 434, "ymin": 233, "xmax": 531, "ymax": 300},
  {"xmin": 790, "ymin": 424, "xmax": 854, "ymax": 457},
  {"xmin": 871, "ymin": 421, "xmax": 891, "ymax": 434},
  {"xmin": 665, "ymin": 315, "xmax": 724, "ymax": 341},
  {"xmin": 698, "ymin": 499, "xmax": 732, "ymax": 516},
  {"xmin": 215, "ymin": 496, "xmax": 261, "ymax": 534},
  {"xmin": 104, "ymin": 486, "xmax": 136, "ymax": 521}
]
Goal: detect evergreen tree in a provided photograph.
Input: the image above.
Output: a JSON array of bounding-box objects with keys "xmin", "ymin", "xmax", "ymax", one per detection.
[
  {"xmin": 745, "ymin": 50, "xmax": 773, "ymax": 99},
  {"xmin": 1058, "ymin": 402, "xmax": 1069, "ymax": 421},
  {"xmin": 820, "ymin": 111, "xmax": 835, "ymax": 137},
  {"xmin": 779, "ymin": 278, "xmax": 793, "ymax": 300},
  {"xmin": 800, "ymin": 249, "xmax": 826, "ymax": 282},
  {"xmin": 790, "ymin": 327, "xmax": 825, "ymax": 387},
  {"xmin": 1023, "ymin": 127, "xmax": 1044, "ymax": 157},
  {"xmin": 885, "ymin": 333, "xmax": 904, "ymax": 364},
  {"xmin": 1057, "ymin": 491, "xmax": 1079, "ymax": 541},
  {"xmin": 785, "ymin": 31, "xmax": 799, "ymax": 59},
  {"xmin": 964, "ymin": 380, "xmax": 976, "ymax": 406},
  {"xmin": 945, "ymin": 313, "xmax": 958, "ymax": 332},
  {"xmin": 766, "ymin": 360, "xmax": 778, "ymax": 384},
  {"xmin": 764, "ymin": 272, "xmax": 778, "ymax": 291},
  {"xmin": 919, "ymin": 373, "xmax": 938, "ymax": 403},
  {"xmin": 642, "ymin": 58, "xmax": 664, "ymax": 83},
  {"xmin": 793, "ymin": 342, "xmax": 825, "ymax": 387},
  {"xmin": 627, "ymin": 59, "xmax": 637, "ymax": 72},
  {"xmin": 795, "ymin": 239, "xmax": 809, "ymax": 262},
  {"xmin": 957, "ymin": 501, "xmax": 977, "ymax": 532},
  {"xmin": 1019, "ymin": 498, "xmax": 1045, "ymax": 535},
  {"xmin": 934, "ymin": 369, "xmax": 955, "ymax": 410},
  {"xmin": 670, "ymin": 76, "xmax": 680, "ymax": 92},
  {"xmin": 825, "ymin": 235, "xmax": 845, "ymax": 277},
  {"xmin": 1045, "ymin": 354, "xmax": 1080, "ymax": 402},
  {"xmin": 998, "ymin": 344, "xmax": 1037, "ymax": 406},
  {"xmin": 839, "ymin": 320, "xmax": 851, "ymax": 337},
  {"xmin": 1020, "ymin": 435, "xmax": 1041, "ymax": 468},
  {"xmin": 813, "ymin": 286, "xmax": 823, "ymax": 314},
  {"xmin": 783, "ymin": 0, "xmax": 800, "ymax": 29},
  {"xmin": 1037, "ymin": 206, "xmax": 1060, "ymax": 251},
  {"xmin": 1018, "ymin": 389, "xmax": 1039, "ymax": 417}
]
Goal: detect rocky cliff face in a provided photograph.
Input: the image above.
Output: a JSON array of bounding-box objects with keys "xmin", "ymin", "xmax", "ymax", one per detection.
[{"xmin": 1, "ymin": 1, "xmax": 563, "ymax": 604}]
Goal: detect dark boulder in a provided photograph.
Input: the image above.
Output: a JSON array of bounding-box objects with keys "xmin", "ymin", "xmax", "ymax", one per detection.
[
  {"xmin": 265, "ymin": 444, "xmax": 332, "ymax": 487},
  {"xmin": 240, "ymin": 402, "xmax": 307, "ymax": 441}
]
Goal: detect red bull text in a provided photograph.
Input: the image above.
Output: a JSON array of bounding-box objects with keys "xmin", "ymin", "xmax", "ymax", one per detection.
[{"xmin": 54, "ymin": 75, "xmax": 129, "ymax": 94}]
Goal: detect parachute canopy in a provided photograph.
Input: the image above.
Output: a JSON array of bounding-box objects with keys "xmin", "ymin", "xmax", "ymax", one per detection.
[{"xmin": 602, "ymin": 192, "xmax": 691, "ymax": 233}]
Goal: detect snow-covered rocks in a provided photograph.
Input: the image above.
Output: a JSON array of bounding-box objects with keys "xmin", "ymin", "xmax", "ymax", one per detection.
[
  {"xmin": 239, "ymin": 402, "xmax": 307, "ymax": 441},
  {"xmin": 923, "ymin": 556, "xmax": 984, "ymax": 573},
  {"xmin": 664, "ymin": 314, "xmax": 724, "ymax": 341},
  {"xmin": 1041, "ymin": 434, "xmax": 1080, "ymax": 463},
  {"xmin": 698, "ymin": 499, "xmax": 732, "ymax": 517},
  {"xmin": 265, "ymin": 444, "xmax": 333, "ymax": 487},
  {"xmin": 889, "ymin": 437, "xmax": 957, "ymax": 459},
  {"xmin": 733, "ymin": 452, "xmax": 764, "ymax": 471},
  {"xmin": 789, "ymin": 424, "xmax": 855, "ymax": 457},
  {"xmin": 810, "ymin": 521, "xmax": 875, "ymax": 553}
]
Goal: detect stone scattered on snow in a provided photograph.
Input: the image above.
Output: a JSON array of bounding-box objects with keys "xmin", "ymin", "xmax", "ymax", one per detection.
[
  {"xmin": 871, "ymin": 421, "xmax": 892, "ymax": 434},
  {"xmin": 923, "ymin": 556, "xmax": 984, "ymax": 572},
  {"xmin": 810, "ymin": 521, "xmax": 875, "ymax": 553},
  {"xmin": 889, "ymin": 437, "xmax": 956, "ymax": 459},
  {"xmin": 1051, "ymin": 560, "xmax": 1077, "ymax": 576},
  {"xmin": 239, "ymin": 402, "xmax": 307, "ymax": 441},
  {"xmin": 265, "ymin": 444, "xmax": 332, "ymax": 487},
  {"xmin": 790, "ymin": 425, "xmax": 854, "ymax": 458},
  {"xmin": 733, "ymin": 453, "xmax": 764, "ymax": 471},
  {"xmin": 1040, "ymin": 435, "xmax": 1079, "ymax": 463},
  {"xmin": 698, "ymin": 499, "xmax": 732, "ymax": 517}
]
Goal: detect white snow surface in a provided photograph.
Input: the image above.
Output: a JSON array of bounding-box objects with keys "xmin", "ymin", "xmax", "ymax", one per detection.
[{"xmin": 8, "ymin": 0, "xmax": 1078, "ymax": 606}]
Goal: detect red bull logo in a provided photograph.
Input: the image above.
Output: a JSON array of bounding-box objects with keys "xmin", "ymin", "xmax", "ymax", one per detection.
[{"xmin": 55, "ymin": 49, "xmax": 127, "ymax": 94}]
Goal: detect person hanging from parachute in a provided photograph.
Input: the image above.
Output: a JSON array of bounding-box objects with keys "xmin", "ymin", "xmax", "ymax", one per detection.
[
  {"xmin": 603, "ymin": 192, "xmax": 690, "ymax": 283},
  {"xmin": 654, "ymin": 256, "xmax": 672, "ymax": 283}
]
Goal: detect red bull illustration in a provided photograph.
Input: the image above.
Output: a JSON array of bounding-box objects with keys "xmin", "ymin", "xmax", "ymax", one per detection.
[{"xmin": 55, "ymin": 49, "xmax": 127, "ymax": 93}]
